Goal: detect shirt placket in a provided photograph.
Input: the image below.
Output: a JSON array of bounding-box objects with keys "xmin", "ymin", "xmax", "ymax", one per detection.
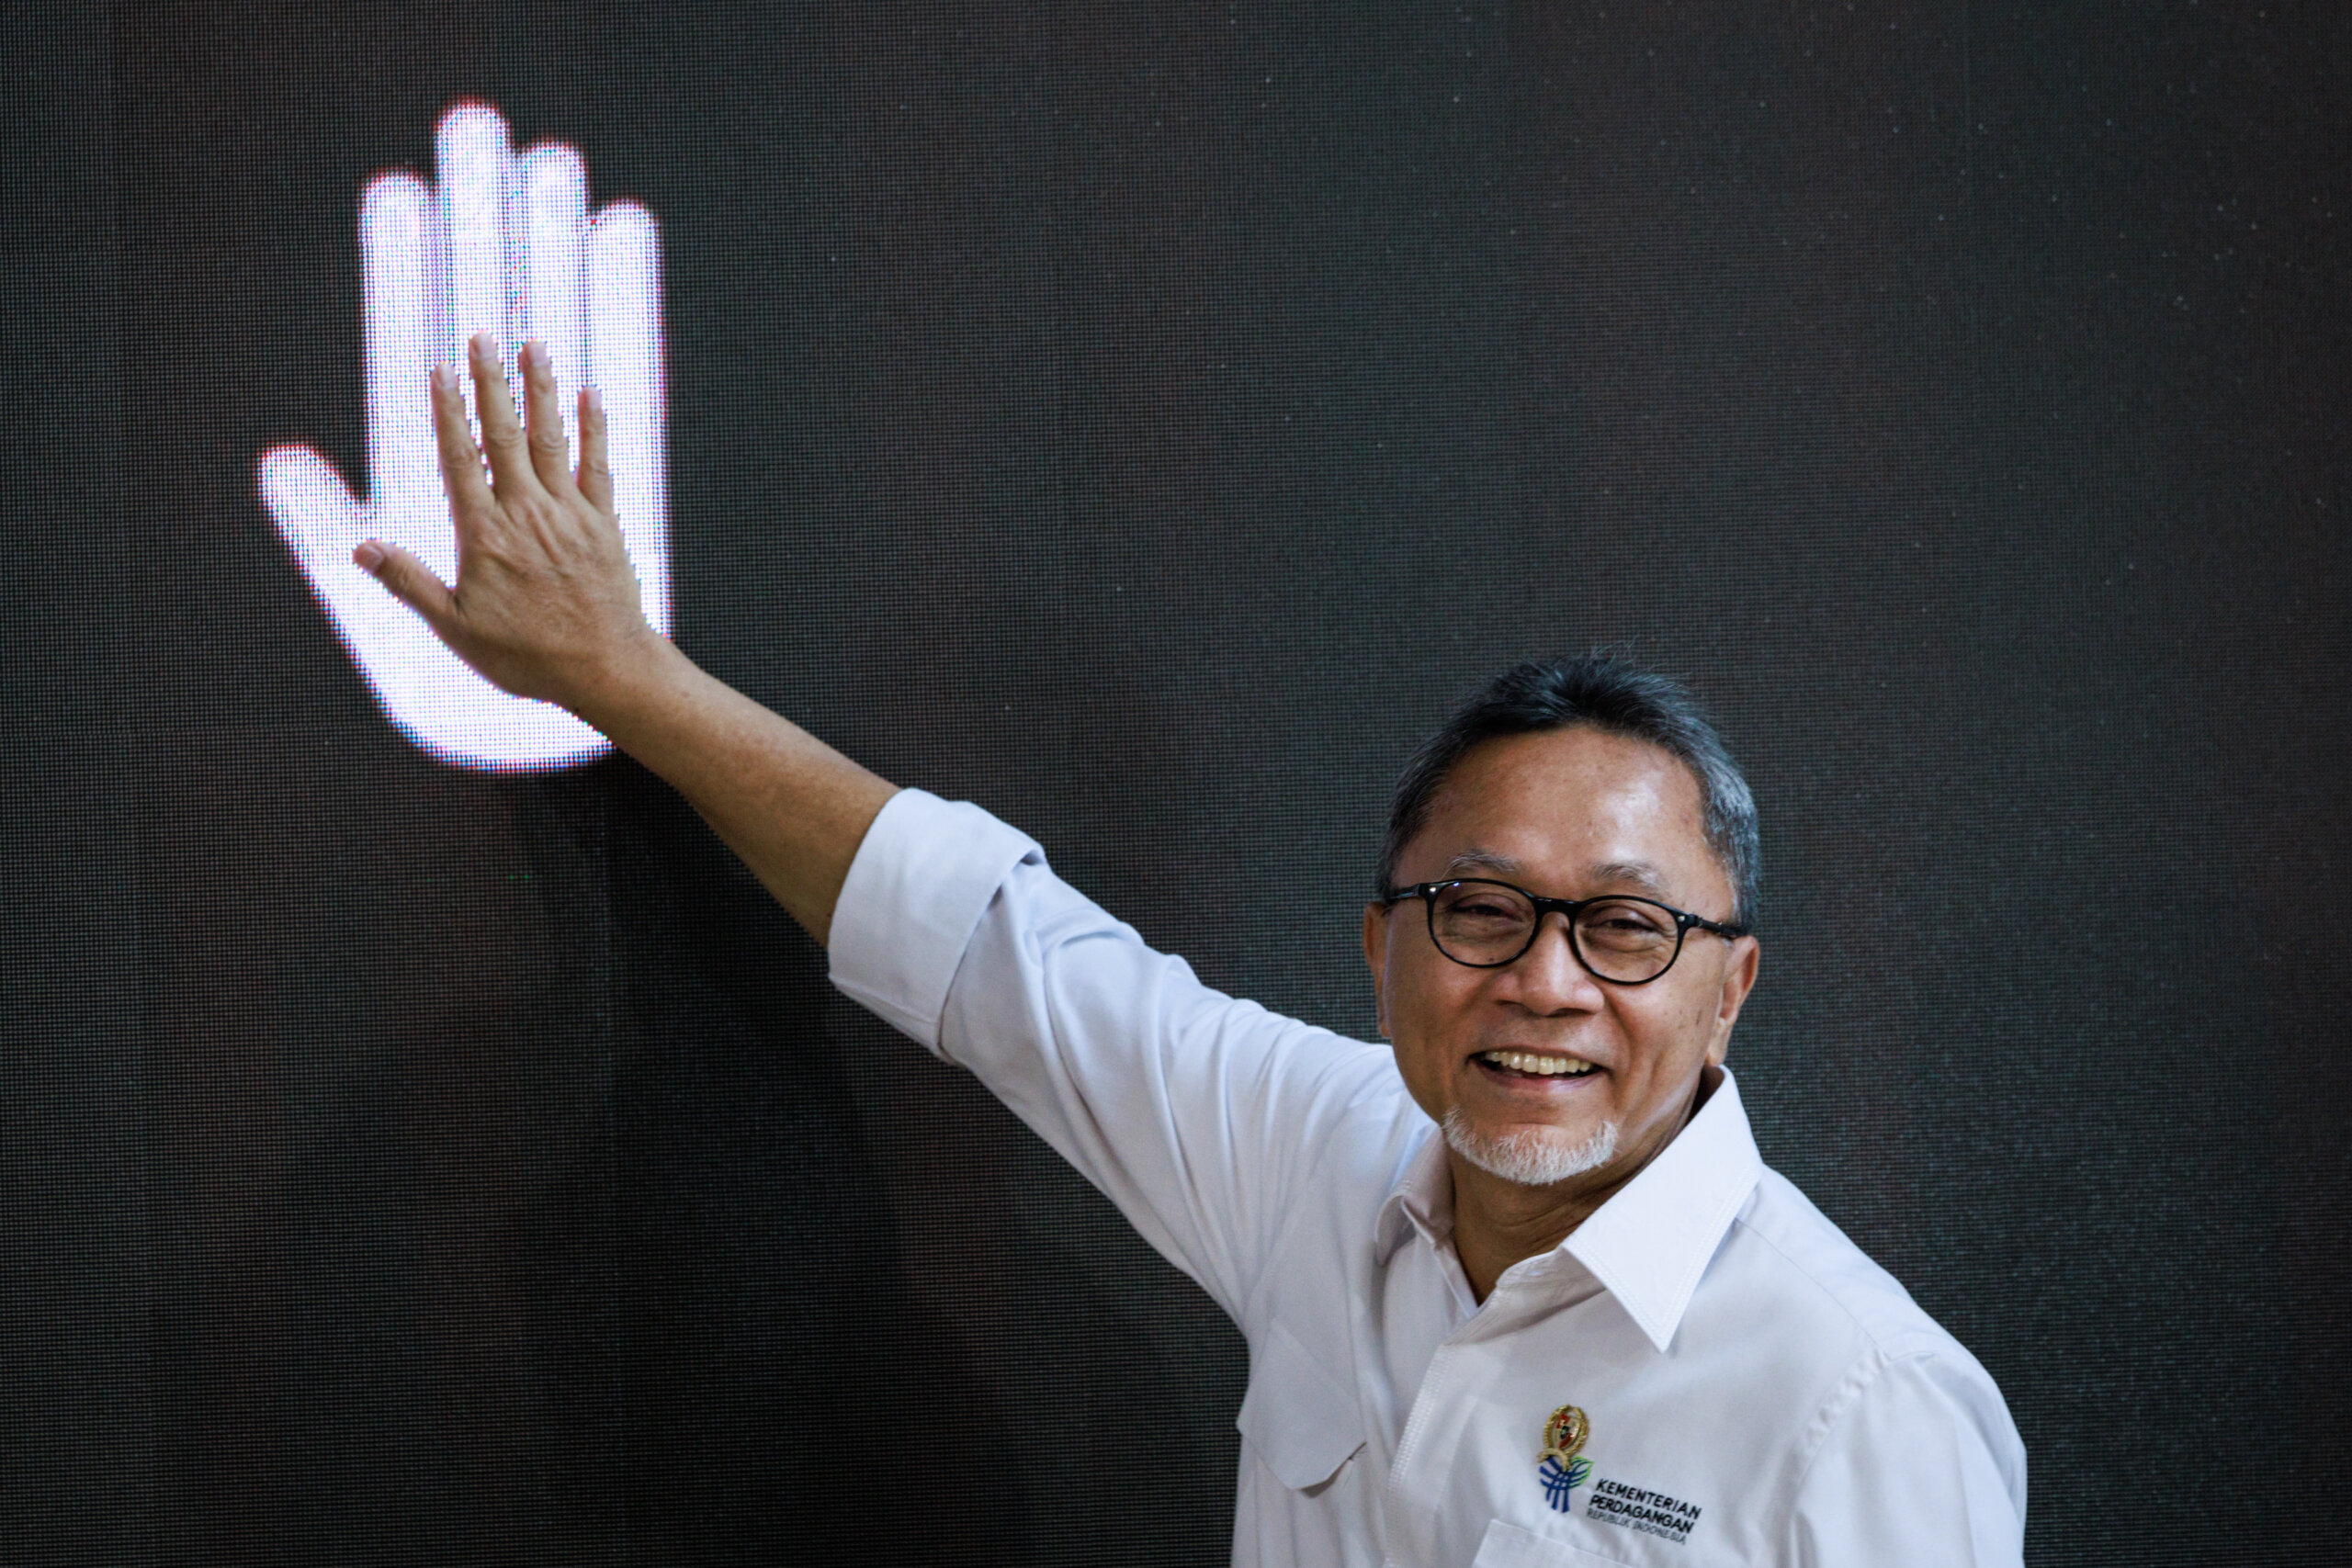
[{"xmin": 1380, "ymin": 1251, "xmax": 1589, "ymax": 1567}]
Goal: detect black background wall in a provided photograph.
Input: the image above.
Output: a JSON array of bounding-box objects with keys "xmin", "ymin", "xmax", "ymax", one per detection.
[{"xmin": 4, "ymin": 3, "xmax": 2346, "ymax": 1563}]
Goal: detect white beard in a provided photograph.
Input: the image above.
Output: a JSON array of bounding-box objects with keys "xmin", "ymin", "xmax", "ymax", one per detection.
[{"xmin": 1442, "ymin": 1107, "xmax": 1620, "ymax": 1188}]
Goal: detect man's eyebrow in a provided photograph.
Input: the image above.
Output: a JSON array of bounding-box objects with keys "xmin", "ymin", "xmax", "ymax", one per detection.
[
  {"xmin": 1587, "ymin": 860, "xmax": 1670, "ymax": 895},
  {"xmin": 1441, "ymin": 851, "xmax": 1528, "ymax": 878}
]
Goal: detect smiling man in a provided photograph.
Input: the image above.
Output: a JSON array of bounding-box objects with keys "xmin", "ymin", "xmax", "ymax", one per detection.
[
  {"xmin": 1364, "ymin": 702, "xmax": 1765, "ymax": 1305},
  {"xmin": 358, "ymin": 335, "xmax": 2026, "ymax": 1566}
]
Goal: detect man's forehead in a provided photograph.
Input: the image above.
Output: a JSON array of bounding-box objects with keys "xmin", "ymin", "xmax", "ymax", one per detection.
[
  {"xmin": 1441, "ymin": 849, "xmax": 1674, "ymax": 897},
  {"xmin": 1433, "ymin": 729, "xmax": 1704, "ymax": 828},
  {"xmin": 1405, "ymin": 728, "xmax": 1725, "ymax": 897}
]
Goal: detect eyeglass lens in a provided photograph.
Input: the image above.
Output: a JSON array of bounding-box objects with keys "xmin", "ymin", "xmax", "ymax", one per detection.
[{"xmin": 1426, "ymin": 882, "xmax": 1683, "ymax": 981}]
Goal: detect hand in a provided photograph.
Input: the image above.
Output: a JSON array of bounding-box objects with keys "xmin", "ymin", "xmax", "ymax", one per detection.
[
  {"xmin": 259, "ymin": 102, "xmax": 669, "ymax": 770},
  {"xmin": 361, "ymin": 331, "xmax": 665, "ymax": 721}
]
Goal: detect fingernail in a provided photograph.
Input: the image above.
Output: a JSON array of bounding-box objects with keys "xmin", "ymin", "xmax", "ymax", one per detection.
[
  {"xmin": 471, "ymin": 331, "xmax": 495, "ymax": 362},
  {"xmin": 353, "ymin": 541, "xmax": 386, "ymax": 572},
  {"xmin": 431, "ymin": 363, "xmax": 455, "ymax": 392},
  {"xmin": 525, "ymin": 338, "xmax": 548, "ymax": 375},
  {"xmin": 584, "ymin": 386, "xmax": 603, "ymax": 414}
]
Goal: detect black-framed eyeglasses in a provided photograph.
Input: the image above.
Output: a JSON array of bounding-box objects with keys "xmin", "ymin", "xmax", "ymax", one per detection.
[{"xmin": 1377, "ymin": 878, "xmax": 1750, "ymax": 986}]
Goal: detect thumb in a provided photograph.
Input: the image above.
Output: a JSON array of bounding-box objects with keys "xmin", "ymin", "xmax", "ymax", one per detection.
[
  {"xmin": 353, "ymin": 539, "xmax": 459, "ymax": 634},
  {"xmin": 258, "ymin": 441, "xmax": 362, "ymax": 562}
]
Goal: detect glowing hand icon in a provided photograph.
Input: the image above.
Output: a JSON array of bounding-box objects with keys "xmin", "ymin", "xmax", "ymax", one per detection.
[{"xmin": 260, "ymin": 103, "xmax": 668, "ymax": 771}]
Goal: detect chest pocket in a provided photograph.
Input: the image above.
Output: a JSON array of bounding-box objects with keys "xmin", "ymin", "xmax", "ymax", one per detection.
[
  {"xmin": 1234, "ymin": 1318, "xmax": 1366, "ymax": 1491},
  {"xmin": 1472, "ymin": 1520, "xmax": 1625, "ymax": 1566}
]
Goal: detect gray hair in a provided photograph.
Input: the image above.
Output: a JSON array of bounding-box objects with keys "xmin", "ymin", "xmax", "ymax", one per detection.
[{"xmin": 1376, "ymin": 654, "xmax": 1761, "ymax": 926}]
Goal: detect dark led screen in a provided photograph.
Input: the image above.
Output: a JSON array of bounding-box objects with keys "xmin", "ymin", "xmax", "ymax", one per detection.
[{"xmin": 5, "ymin": 4, "xmax": 2346, "ymax": 1564}]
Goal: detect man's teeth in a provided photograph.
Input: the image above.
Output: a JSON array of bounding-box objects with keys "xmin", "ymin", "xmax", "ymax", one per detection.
[{"xmin": 1479, "ymin": 1051, "xmax": 1596, "ymax": 1077}]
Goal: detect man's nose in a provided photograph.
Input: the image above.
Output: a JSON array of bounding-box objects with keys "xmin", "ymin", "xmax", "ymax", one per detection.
[{"xmin": 1501, "ymin": 913, "xmax": 1606, "ymax": 1012}]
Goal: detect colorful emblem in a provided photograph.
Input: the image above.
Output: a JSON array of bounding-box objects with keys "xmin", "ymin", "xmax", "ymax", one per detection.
[{"xmin": 1537, "ymin": 1404, "xmax": 1592, "ymax": 1512}]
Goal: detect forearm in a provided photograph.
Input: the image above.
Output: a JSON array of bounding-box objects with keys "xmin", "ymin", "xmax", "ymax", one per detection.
[
  {"xmin": 580, "ymin": 633, "xmax": 898, "ymax": 944},
  {"xmin": 361, "ymin": 334, "xmax": 896, "ymax": 941}
]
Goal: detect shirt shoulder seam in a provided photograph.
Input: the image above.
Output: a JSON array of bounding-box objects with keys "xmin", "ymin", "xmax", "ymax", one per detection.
[
  {"xmin": 1724, "ymin": 1204, "xmax": 1952, "ymax": 1359},
  {"xmin": 1729, "ymin": 1208, "xmax": 1970, "ymax": 1547},
  {"xmin": 1769, "ymin": 1338, "xmax": 1894, "ymax": 1547}
]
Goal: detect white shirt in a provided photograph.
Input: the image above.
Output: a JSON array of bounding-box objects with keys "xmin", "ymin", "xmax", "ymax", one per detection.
[{"xmin": 830, "ymin": 789, "xmax": 2028, "ymax": 1568}]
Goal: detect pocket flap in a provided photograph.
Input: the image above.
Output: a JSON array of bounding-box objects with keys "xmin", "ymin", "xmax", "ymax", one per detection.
[
  {"xmin": 1473, "ymin": 1519, "xmax": 1623, "ymax": 1566},
  {"xmin": 1234, "ymin": 1319, "xmax": 1366, "ymax": 1491}
]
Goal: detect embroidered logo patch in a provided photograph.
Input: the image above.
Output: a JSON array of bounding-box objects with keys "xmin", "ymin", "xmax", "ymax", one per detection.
[
  {"xmin": 1536, "ymin": 1404, "xmax": 1592, "ymax": 1512},
  {"xmin": 1587, "ymin": 1479, "xmax": 1702, "ymax": 1544}
]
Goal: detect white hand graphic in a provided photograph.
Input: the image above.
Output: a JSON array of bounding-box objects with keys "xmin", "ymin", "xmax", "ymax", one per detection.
[{"xmin": 261, "ymin": 102, "xmax": 668, "ymax": 771}]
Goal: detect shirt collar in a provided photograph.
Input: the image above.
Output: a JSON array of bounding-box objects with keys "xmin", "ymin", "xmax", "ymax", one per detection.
[
  {"xmin": 1374, "ymin": 1067, "xmax": 1765, "ymax": 1355},
  {"xmin": 1374, "ymin": 1130, "xmax": 1457, "ymax": 1262}
]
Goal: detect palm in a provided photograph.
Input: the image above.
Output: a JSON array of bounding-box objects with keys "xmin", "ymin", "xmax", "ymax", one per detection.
[{"xmin": 260, "ymin": 102, "xmax": 669, "ymax": 771}]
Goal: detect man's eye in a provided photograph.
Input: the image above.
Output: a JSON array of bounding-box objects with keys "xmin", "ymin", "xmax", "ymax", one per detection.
[
  {"xmin": 1452, "ymin": 900, "xmax": 1522, "ymax": 921},
  {"xmin": 1583, "ymin": 905, "xmax": 1674, "ymax": 942}
]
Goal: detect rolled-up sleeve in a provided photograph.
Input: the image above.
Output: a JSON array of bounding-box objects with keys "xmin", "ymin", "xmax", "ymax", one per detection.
[
  {"xmin": 827, "ymin": 789, "xmax": 1393, "ymax": 1321},
  {"xmin": 829, "ymin": 789, "xmax": 1039, "ymax": 1049}
]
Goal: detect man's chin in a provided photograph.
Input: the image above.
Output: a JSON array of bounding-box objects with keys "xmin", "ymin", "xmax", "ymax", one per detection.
[{"xmin": 1442, "ymin": 1108, "xmax": 1620, "ymax": 1188}]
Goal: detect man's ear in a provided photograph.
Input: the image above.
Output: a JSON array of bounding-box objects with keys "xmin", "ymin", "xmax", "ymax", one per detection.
[
  {"xmin": 1363, "ymin": 902, "xmax": 1392, "ymax": 1040},
  {"xmin": 1705, "ymin": 935, "xmax": 1761, "ymax": 1067}
]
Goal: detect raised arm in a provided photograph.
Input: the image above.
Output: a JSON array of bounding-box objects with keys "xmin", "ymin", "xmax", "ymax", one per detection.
[
  {"xmin": 362, "ymin": 332, "xmax": 1405, "ymax": 1318},
  {"xmin": 356, "ymin": 331, "xmax": 895, "ymax": 942}
]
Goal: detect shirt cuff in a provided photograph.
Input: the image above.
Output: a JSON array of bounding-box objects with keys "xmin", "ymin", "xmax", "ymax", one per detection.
[{"xmin": 826, "ymin": 786, "xmax": 1041, "ymax": 1053}]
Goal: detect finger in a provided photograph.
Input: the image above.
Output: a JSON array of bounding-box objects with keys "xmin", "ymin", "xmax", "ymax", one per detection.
[
  {"xmin": 469, "ymin": 331, "xmax": 545, "ymax": 500},
  {"xmin": 359, "ymin": 172, "xmax": 437, "ymax": 508},
  {"xmin": 589, "ymin": 200, "xmax": 669, "ymax": 632},
  {"xmin": 354, "ymin": 538, "xmax": 459, "ymax": 634},
  {"xmin": 258, "ymin": 442, "xmax": 362, "ymax": 551},
  {"xmin": 575, "ymin": 386, "xmax": 614, "ymax": 516},
  {"xmin": 432, "ymin": 359, "xmax": 497, "ymax": 525},
  {"xmin": 520, "ymin": 141, "xmax": 586, "ymax": 449},
  {"xmin": 521, "ymin": 339, "xmax": 581, "ymax": 498},
  {"xmin": 438, "ymin": 105, "xmax": 510, "ymax": 427}
]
